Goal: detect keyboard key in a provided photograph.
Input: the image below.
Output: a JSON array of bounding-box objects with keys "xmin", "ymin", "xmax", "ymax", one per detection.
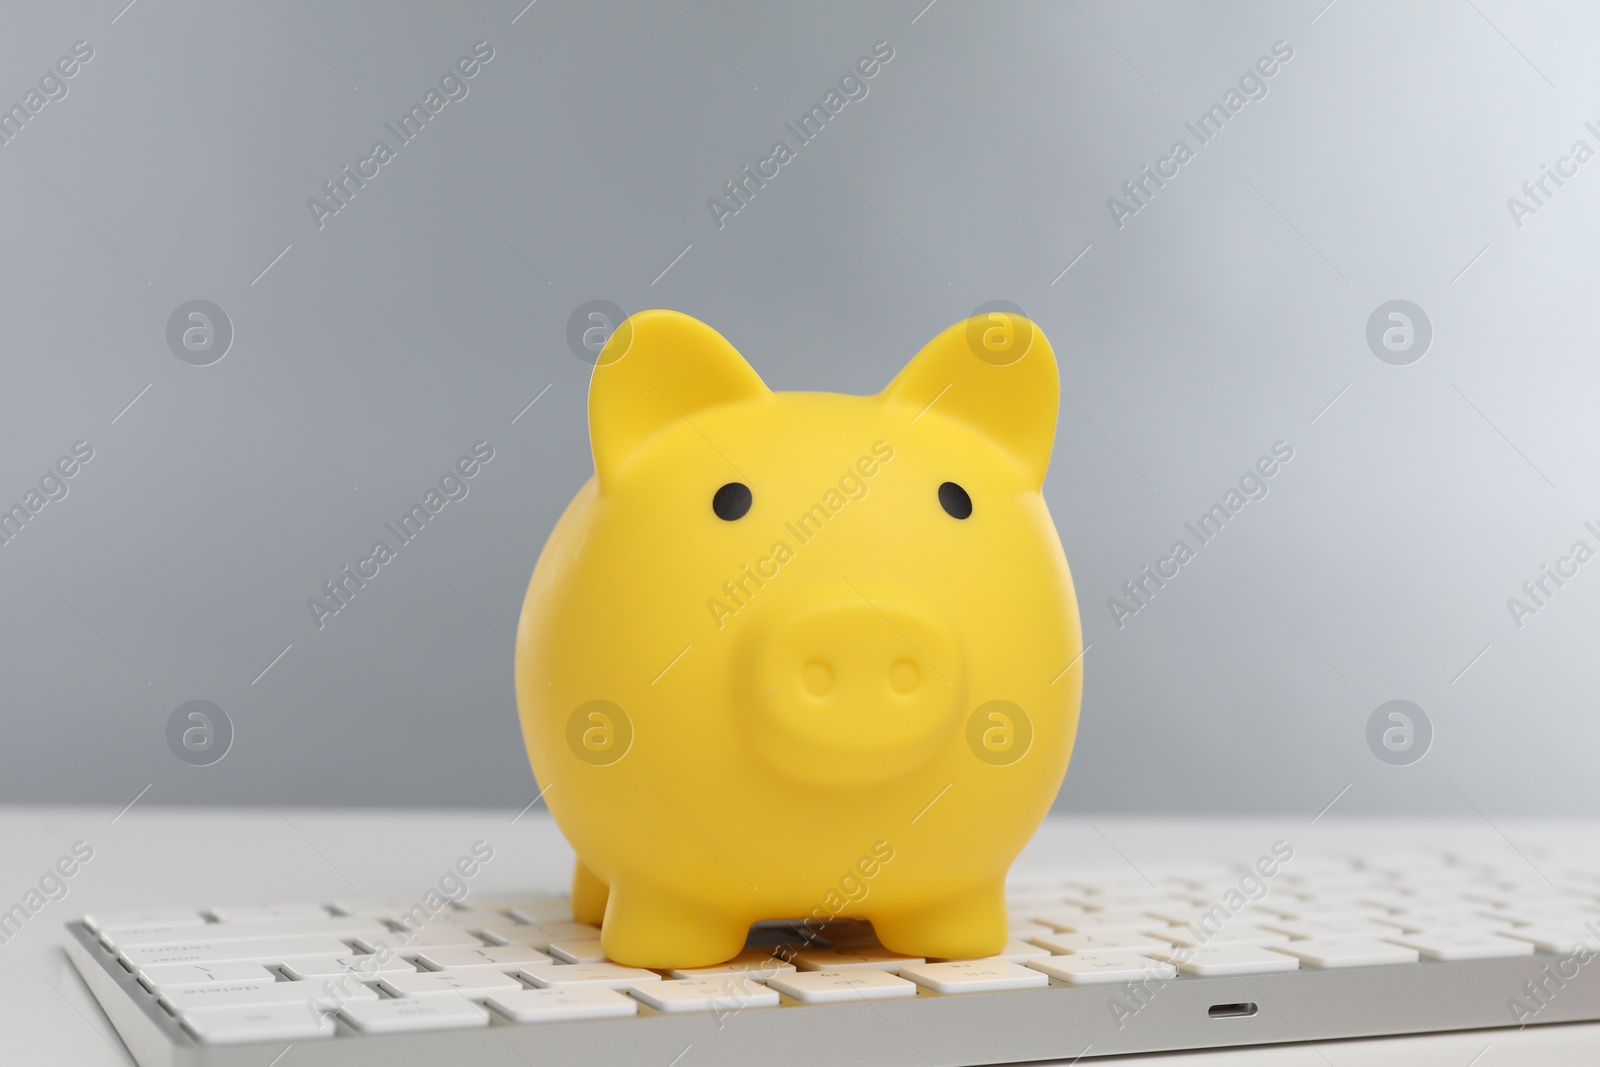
[
  {"xmin": 1267, "ymin": 940, "xmax": 1418, "ymax": 969},
  {"xmin": 339, "ymin": 997, "xmax": 489, "ymax": 1033},
  {"xmin": 1153, "ymin": 945, "xmax": 1299, "ymax": 976},
  {"xmin": 1069, "ymin": 891, "xmax": 1185, "ymax": 908},
  {"xmin": 669, "ymin": 948, "xmax": 795, "ymax": 980},
  {"xmin": 899, "ymin": 960, "xmax": 1048, "ymax": 993},
  {"xmin": 1261, "ymin": 919, "xmax": 1399, "ymax": 940},
  {"xmin": 1027, "ymin": 952, "xmax": 1177, "ymax": 985},
  {"xmin": 507, "ymin": 901, "xmax": 575, "ymax": 924},
  {"xmin": 1006, "ymin": 889, "xmax": 1081, "ymax": 905},
  {"xmin": 629, "ymin": 976, "xmax": 779, "ymax": 1013},
  {"xmin": 934, "ymin": 939, "xmax": 1051, "ymax": 963},
  {"xmin": 416, "ymin": 945, "xmax": 553, "ymax": 972},
  {"xmin": 1498, "ymin": 906, "xmax": 1600, "ymax": 927},
  {"xmin": 426, "ymin": 909, "xmax": 513, "ymax": 927},
  {"xmin": 181, "ymin": 1003, "xmax": 336, "ymax": 1044},
  {"xmin": 163, "ymin": 980, "xmax": 376, "ymax": 1012},
  {"xmin": 520, "ymin": 963, "xmax": 662, "ymax": 990},
  {"xmin": 1383, "ymin": 894, "xmax": 1489, "ymax": 916},
  {"xmin": 106, "ymin": 916, "xmax": 386, "ymax": 949},
  {"xmin": 1160, "ymin": 925, "xmax": 1291, "ymax": 948},
  {"xmin": 1048, "ymin": 910, "xmax": 1166, "ymax": 930},
  {"xmin": 791, "ymin": 946, "xmax": 924, "ymax": 972},
  {"xmin": 1498, "ymin": 927, "xmax": 1600, "ymax": 954},
  {"xmin": 207, "ymin": 904, "xmax": 330, "ymax": 922},
  {"xmin": 1264, "ymin": 902, "xmax": 1387, "ymax": 922},
  {"xmin": 279, "ymin": 954, "xmax": 416, "ymax": 981},
  {"xmin": 487, "ymin": 986, "xmax": 639, "ymax": 1022},
  {"xmin": 1017, "ymin": 907, "xmax": 1094, "ymax": 927},
  {"xmin": 84, "ymin": 909, "xmax": 206, "ymax": 933},
  {"xmin": 767, "ymin": 969, "xmax": 918, "ymax": 1004},
  {"xmin": 354, "ymin": 927, "xmax": 483, "ymax": 954},
  {"xmin": 122, "ymin": 938, "xmax": 354, "ymax": 969},
  {"xmin": 548, "ymin": 938, "xmax": 609, "ymax": 963},
  {"xmin": 378, "ymin": 970, "xmax": 521, "ymax": 999},
  {"xmin": 1030, "ymin": 931, "xmax": 1171, "ymax": 955},
  {"xmin": 1144, "ymin": 906, "xmax": 1282, "ymax": 927},
  {"xmin": 138, "ymin": 962, "xmax": 277, "ymax": 991},
  {"xmin": 480, "ymin": 922, "xmax": 600, "ymax": 949},
  {"xmin": 1376, "ymin": 911, "xmax": 1517, "ymax": 933},
  {"xmin": 1383, "ymin": 933, "xmax": 1534, "ymax": 961},
  {"xmin": 330, "ymin": 897, "xmax": 415, "ymax": 917},
  {"xmin": 1009, "ymin": 921, "xmax": 1062, "ymax": 940}
]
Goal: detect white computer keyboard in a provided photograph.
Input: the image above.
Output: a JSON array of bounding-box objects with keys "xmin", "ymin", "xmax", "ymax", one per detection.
[{"xmin": 63, "ymin": 846, "xmax": 1600, "ymax": 1066}]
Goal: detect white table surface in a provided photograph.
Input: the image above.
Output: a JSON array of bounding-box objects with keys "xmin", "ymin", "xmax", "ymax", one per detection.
[{"xmin": 6, "ymin": 806, "xmax": 1599, "ymax": 1066}]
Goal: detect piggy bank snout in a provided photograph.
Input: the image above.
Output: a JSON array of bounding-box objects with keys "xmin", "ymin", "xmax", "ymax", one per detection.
[{"xmin": 746, "ymin": 587, "xmax": 964, "ymax": 788}]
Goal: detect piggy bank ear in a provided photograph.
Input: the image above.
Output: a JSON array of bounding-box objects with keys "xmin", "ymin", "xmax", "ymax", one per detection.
[
  {"xmin": 589, "ymin": 309, "xmax": 770, "ymax": 485},
  {"xmin": 880, "ymin": 314, "xmax": 1059, "ymax": 486}
]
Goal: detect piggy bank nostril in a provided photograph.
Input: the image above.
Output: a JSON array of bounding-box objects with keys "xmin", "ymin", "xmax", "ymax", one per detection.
[
  {"xmin": 801, "ymin": 660, "xmax": 834, "ymax": 696},
  {"xmin": 889, "ymin": 659, "xmax": 920, "ymax": 694}
]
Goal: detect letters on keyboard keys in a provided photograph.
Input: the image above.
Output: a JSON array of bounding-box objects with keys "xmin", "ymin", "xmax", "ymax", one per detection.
[
  {"xmin": 122, "ymin": 938, "xmax": 355, "ymax": 969},
  {"xmin": 1153, "ymin": 945, "xmax": 1300, "ymax": 976},
  {"xmin": 181, "ymin": 1003, "xmax": 337, "ymax": 1044},
  {"xmin": 791, "ymin": 946, "xmax": 924, "ymax": 972},
  {"xmin": 766, "ymin": 969, "xmax": 918, "ymax": 1003},
  {"xmin": 1030, "ymin": 931, "xmax": 1172, "ymax": 955},
  {"xmin": 629, "ymin": 976, "xmax": 780, "ymax": 1013},
  {"xmin": 339, "ymin": 996, "xmax": 489, "ymax": 1033},
  {"xmin": 668, "ymin": 948, "xmax": 795, "ymax": 979},
  {"xmin": 520, "ymin": 963, "xmax": 662, "ymax": 990},
  {"xmin": 1266, "ymin": 940, "xmax": 1418, "ymax": 968},
  {"xmin": 899, "ymin": 961, "xmax": 1049, "ymax": 993},
  {"xmin": 1382, "ymin": 933, "xmax": 1534, "ymax": 960},
  {"xmin": 378, "ymin": 970, "xmax": 522, "ymax": 999},
  {"xmin": 279, "ymin": 954, "xmax": 416, "ymax": 981},
  {"xmin": 487, "ymin": 986, "xmax": 639, "ymax": 1022},
  {"xmin": 162, "ymin": 980, "xmax": 376, "ymax": 1012},
  {"xmin": 137, "ymin": 962, "xmax": 277, "ymax": 991},
  {"xmin": 1027, "ymin": 952, "xmax": 1177, "ymax": 985},
  {"xmin": 416, "ymin": 945, "xmax": 553, "ymax": 971},
  {"xmin": 548, "ymin": 938, "xmax": 610, "ymax": 963}
]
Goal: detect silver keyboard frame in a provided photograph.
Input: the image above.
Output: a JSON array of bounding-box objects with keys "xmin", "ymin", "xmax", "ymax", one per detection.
[{"xmin": 64, "ymin": 921, "xmax": 1600, "ymax": 1066}]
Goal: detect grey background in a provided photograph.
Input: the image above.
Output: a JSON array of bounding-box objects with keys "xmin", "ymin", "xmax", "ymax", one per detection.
[{"xmin": 3, "ymin": 0, "xmax": 1596, "ymax": 815}]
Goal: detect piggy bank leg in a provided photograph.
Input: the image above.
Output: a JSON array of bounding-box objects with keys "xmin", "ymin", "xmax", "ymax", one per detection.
[
  {"xmin": 601, "ymin": 881, "xmax": 748, "ymax": 969},
  {"xmin": 872, "ymin": 883, "xmax": 1008, "ymax": 961},
  {"xmin": 571, "ymin": 860, "xmax": 609, "ymax": 925}
]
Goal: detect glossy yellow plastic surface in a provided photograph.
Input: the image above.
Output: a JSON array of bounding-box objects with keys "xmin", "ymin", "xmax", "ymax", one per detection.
[{"xmin": 515, "ymin": 309, "xmax": 1082, "ymax": 968}]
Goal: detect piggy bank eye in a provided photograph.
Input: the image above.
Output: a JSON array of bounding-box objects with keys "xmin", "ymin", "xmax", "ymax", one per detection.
[
  {"xmin": 712, "ymin": 482, "xmax": 753, "ymax": 521},
  {"xmin": 938, "ymin": 481, "xmax": 972, "ymax": 519}
]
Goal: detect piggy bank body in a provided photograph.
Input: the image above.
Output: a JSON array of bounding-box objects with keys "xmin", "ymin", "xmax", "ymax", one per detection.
[{"xmin": 515, "ymin": 310, "xmax": 1081, "ymax": 967}]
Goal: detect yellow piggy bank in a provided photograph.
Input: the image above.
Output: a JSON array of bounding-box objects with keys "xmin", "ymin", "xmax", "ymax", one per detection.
[{"xmin": 515, "ymin": 309, "xmax": 1081, "ymax": 967}]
